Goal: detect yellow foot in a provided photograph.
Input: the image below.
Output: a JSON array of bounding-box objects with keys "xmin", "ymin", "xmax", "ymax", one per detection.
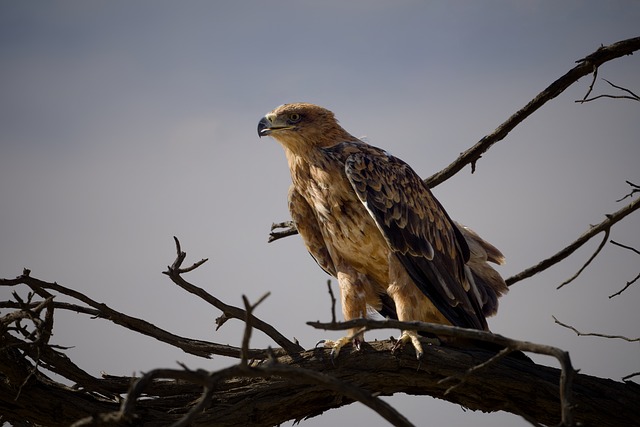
[
  {"xmin": 316, "ymin": 335, "xmax": 361, "ymax": 360},
  {"xmin": 391, "ymin": 330, "xmax": 426, "ymax": 359}
]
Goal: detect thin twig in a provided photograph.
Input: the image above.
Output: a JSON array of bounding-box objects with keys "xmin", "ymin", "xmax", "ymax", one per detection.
[
  {"xmin": 557, "ymin": 228, "xmax": 610, "ymax": 289},
  {"xmin": 577, "ymin": 78, "xmax": 640, "ymax": 103},
  {"xmin": 616, "ymin": 181, "xmax": 640, "ymax": 202},
  {"xmin": 553, "ymin": 316, "xmax": 640, "ymax": 342},
  {"xmin": 603, "ymin": 78, "xmax": 640, "ymax": 99},
  {"xmin": 1, "ymin": 272, "xmax": 278, "ymax": 359},
  {"xmin": 610, "ymin": 239, "xmax": 640, "ymax": 255},
  {"xmin": 608, "ymin": 272, "xmax": 640, "ymax": 299},
  {"xmin": 438, "ymin": 346, "xmax": 511, "ymax": 396},
  {"xmin": 240, "ymin": 292, "xmax": 271, "ymax": 368},
  {"xmin": 506, "ymin": 197, "xmax": 640, "ymax": 287},
  {"xmin": 577, "ymin": 64, "xmax": 599, "ymax": 103},
  {"xmin": 268, "ymin": 221, "xmax": 297, "ymax": 243},
  {"xmin": 577, "ymin": 93, "xmax": 640, "ymax": 103},
  {"xmin": 164, "ymin": 237, "xmax": 304, "ymax": 354}
]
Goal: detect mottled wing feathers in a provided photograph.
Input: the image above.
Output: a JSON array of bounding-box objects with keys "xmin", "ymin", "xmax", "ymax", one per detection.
[
  {"xmin": 288, "ymin": 186, "xmax": 337, "ymax": 277},
  {"xmin": 344, "ymin": 148, "xmax": 487, "ymax": 330}
]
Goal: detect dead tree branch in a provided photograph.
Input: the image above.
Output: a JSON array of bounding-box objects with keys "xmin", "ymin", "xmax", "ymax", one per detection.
[
  {"xmin": 616, "ymin": 181, "xmax": 640, "ymax": 202},
  {"xmin": 0, "ymin": 271, "xmax": 286, "ymax": 360},
  {"xmin": 163, "ymin": 237, "xmax": 304, "ymax": 355},
  {"xmin": 425, "ymin": 36, "xmax": 640, "ymax": 187},
  {"xmin": 506, "ymin": 196, "xmax": 640, "ymax": 287},
  {"xmin": 611, "ymin": 239, "xmax": 640, "ymax": 255},
  {"xmin": 268, "ymin": 221, "xmax": 297, "ymax": 243},
  {"xmin": 609, "ymin": 272, "xmax": 640, "ymax": 299},
  {"xmin": 556, "ymin": 228, "xmax": 610, "ymax": 289},
  {"xmin": 3, "ymin": 331, "xmax": 638, "ymax": 426},
  {"xmin": 309, "ymin": 318, "xmax": 576, "ymax": 426},
  {"xmin": 3, "ymin": 242, "xmax": 640, "ymax": 425},
  {"xmin": 553, "ymin": 316, "xmax": 640, "ymax": 343},
  {"xmin": 576, "ymin": 78, "xmax": 640, "ymax": 103},
  {"xmin": 608, "ymin": 239, "xmax": 640, "ymax": 298}
]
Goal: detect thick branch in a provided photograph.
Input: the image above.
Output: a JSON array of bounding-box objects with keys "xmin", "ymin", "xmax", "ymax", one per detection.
[
  {"xmin": 3, "ymin": 340, "xmax": 638, "ymax": 427},
  {"xmin": 0, "ymin": 274, "xmax": 283, "ymax": 360},
  {"xmin": 309, "ymin": 318, "xmax": 577, "ymax": 425}
]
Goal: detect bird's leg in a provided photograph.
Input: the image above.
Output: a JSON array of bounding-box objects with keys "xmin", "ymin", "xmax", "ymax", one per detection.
[
  {"xmin": 387, "ymin": 255, "xmax": 447, "ymax": 359},
  {"xmin": 319, "ymin": 269, "xmax": 367, "ymax": 359}
]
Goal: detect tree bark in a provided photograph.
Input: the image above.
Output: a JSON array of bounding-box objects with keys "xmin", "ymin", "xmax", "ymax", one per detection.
[{"xmin": 1, "ymin": 338, "xmax": 638, "ymax": 427}]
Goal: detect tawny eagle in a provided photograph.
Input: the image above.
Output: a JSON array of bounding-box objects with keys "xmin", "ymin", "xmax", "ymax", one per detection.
[{"xmin": 258, "ymin": 103, "xmax": 507, "ymax": 358}]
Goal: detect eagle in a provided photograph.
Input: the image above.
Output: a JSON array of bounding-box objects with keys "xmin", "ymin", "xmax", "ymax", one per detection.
[{"xmin": 258, "ymin": 103, "xmax": 507, "ymax": 358}]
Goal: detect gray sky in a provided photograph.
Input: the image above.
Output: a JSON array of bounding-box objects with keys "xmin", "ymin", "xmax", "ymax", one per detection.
[{"xmin": 1, "ymin": 2, "xmax": 639, "ymax": 426}]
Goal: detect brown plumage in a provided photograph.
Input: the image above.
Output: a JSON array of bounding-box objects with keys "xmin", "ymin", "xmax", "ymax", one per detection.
[{"xmin": 258, "ymin": 103, "xmax": 507, "ymax": 357}]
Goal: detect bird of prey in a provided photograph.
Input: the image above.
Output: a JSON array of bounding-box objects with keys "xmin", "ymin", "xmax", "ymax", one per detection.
[{"xmin": 258, "ymin": 103, "xmax": 507, "ymax": 358}]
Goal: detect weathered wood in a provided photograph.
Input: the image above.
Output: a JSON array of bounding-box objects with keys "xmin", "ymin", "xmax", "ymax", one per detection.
[{"xmin": 2, "ymin": 338, "xmax": 638, "ymax": 427}]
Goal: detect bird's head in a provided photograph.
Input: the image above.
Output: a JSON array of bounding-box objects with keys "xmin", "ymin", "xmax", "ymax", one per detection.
[{"xmin": 257, "ymin": 103, "xmax": 356, "ymax": 153}]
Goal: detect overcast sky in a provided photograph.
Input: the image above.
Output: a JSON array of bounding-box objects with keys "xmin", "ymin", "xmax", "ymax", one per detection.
[{"xmin": 1, "ymin": 2, "xmax": 639, "ymax": 426}]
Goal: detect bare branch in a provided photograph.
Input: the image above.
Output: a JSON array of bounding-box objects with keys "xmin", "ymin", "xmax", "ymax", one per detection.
[
  {"xmin": 576, "ymin": 78, "xmax": 640, "ymax": 103},
  {"xmin": 506, "ymin": 196, "xmax": 640, "ymax": 287},
  {"xmin": 0, "ymin": 273, "xmax": 282, "ymax": 360},
  {"xmin": 602, "ymin": 78, "xmax": 640, "ymax": 100},
  {"xmin": 240, "ymin": 292, "xmax": 271, "ymax": 368},
  {"xmin": 553, "ymin": 316, "xmax": 640, "ymax": 342},
  {"xmin": 616, "ymin": 180, "xmax": 640, "ymax": 202},
  {"xmin": 268, "ymin": 221, "xmax": 297, "ymax": 243},
  {"xmin": 163, "ymin": 237, "xmax": 304, "ymax": 354},
  {"xmin": 623, "ymin": 372, "xmax": 640, "ymax": 382},
  {"xmin": 557, "ymin": 228, "xmax": 610, "ymax": 289},
  {"xmin": 168, "ymin": 236, "xmax": 209, "ymax": 274},
  {"xmin": 3, "ymin": 291, "xmax": 638, "ymax": 427},
  {"xmin": 608, "ymin": 239, "xmax": 640, "ymax": 298},
  {"xmin": 610, "ymin": 239, "xmax": 640, "ymax": 256},
  {"xmin": 577, "ymin": 64, "xmax": 599, "ymax": 103},
  {"xmin": 425, "ymin": 36, "xmax": 640, "ymax": 187},
  {"xmin": 441, "ymin": 352, "xmax": 550, "ymax": 427},
  {"xmin": 609, "ymin": 272, "xmax": 640, "ymax": 299},
  {"xmin": 438, "ymin": 346, "xmax": 511, "ymax": 396},
  {"xmin": 308, "ymin": 318, "xmax": 576, "ymax": 427}
]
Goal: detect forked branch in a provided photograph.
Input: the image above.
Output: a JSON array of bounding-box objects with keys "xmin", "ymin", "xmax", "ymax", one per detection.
[
  {"xmin": 506, "ymin": 196, "xmax": 640, "ymax": 287},
  {"xmin": 163, "ymin": 237, "xmax": 304, "ymax": 355},
  {"xmin": 309, "ymin": 318, "xmax": 576, "ymax": 427}
]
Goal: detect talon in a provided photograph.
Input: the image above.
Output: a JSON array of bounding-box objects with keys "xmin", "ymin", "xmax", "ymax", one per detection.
[
  {"xmin": 330, "ymin": 347, "xmax": 339, "ymax": 363},
  {"xmin": 354, "ymin": 338, "xmax": 362, "ymax": 351},
  {"xmin": 391, "ymin": 339, "xmax": 402, "ymax": 354},
  {"xmin": 392, "ymin": 331, "xmax": 424, "ymax": 360},
  {"xmin": 317, "ymin": 336, "xmax": 353, "ymax": 360}
]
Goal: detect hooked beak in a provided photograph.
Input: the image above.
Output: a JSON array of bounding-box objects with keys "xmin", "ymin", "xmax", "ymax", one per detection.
[
  {"xmin": 257, "ymin": 112, "xmax": 293, "ymax": 138},
  {"xmin": 257, "ymin": 115, "xmax": 272, "ymax": 138}
]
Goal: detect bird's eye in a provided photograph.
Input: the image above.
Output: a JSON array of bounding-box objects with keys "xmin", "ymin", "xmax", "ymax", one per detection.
[{"xmin": 288, "ymin": 113, "xmax": 301, "ymax": 123}]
